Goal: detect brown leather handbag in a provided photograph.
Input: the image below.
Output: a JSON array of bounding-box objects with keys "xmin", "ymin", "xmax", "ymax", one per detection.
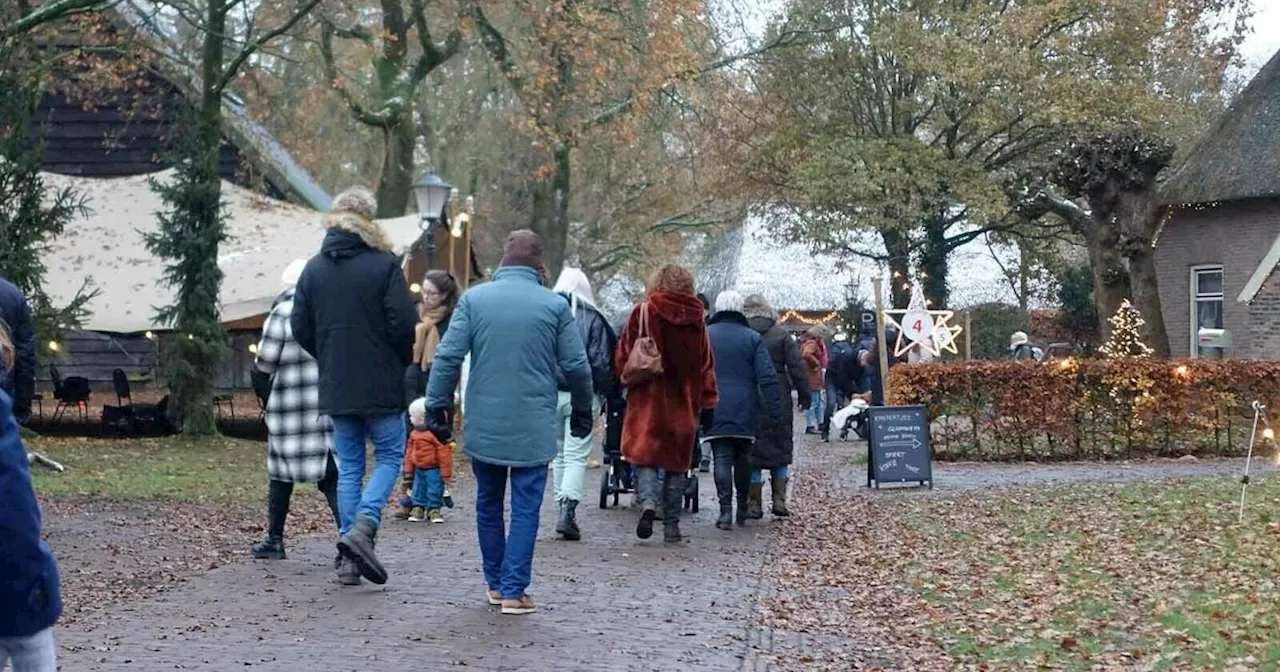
[{"xmin": 621, "ymin": 302, "xmax": 664, "ymax": 386}]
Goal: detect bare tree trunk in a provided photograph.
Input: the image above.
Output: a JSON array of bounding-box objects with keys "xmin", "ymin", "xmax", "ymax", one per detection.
[
  {"xmin": 1118, "ymin": 195, "xmax": 1171, "ymax": 357},
  {"xmin": 375, "ymin": 116, "xmax": 415, "ymax": 218},
  {"xmin": 1127, "ymin": 247, "xmax": 1169, "ymax": 356},
  {"xmin": 1083, "ymin": 223, "xmax": 1130, "ymax": 340},
  {"xmin": 881, "ymin": 228, "xmax": 911, "ymax": 308},
  {"xmin": 918, "ymin": 217, "xmax": 949, "ymax": 308},
  {"xmin": 1017, "ymin": 240, "xmax": 1031, "ymax": 311},
  {"xmin": 529, "ymin": 143, "xmax": 571, "ymax": 279}
]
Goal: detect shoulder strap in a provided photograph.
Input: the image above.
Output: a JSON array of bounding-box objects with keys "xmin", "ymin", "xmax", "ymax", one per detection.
[{"xmin": 640, "ymin": 303, "xmax": 650, "ymax": 338}]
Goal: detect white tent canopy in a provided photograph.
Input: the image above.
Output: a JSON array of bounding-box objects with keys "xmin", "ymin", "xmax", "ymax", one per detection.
[{"xmin": 42, "ymin": 170, "xmax": 422, "ymax": 333}]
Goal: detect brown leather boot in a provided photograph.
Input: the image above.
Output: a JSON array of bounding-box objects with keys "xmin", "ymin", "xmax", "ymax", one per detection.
[
  {"xmin": 771, "ymin": 475, "xmax": 790, "ymax": 517},
  {"xmin": 747, "ymin": 483, "xmax": 764, "ymax": 519}
]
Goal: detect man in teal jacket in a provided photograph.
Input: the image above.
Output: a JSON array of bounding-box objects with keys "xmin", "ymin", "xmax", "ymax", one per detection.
[{"xmin": 425, "ymin": 230, "xmax": 593, "ymax": 616}]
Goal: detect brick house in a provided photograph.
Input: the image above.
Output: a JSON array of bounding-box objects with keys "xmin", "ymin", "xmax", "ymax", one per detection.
[{"xmin": 1154, "ymin": 49, "xmax": 1280, "ymax": 359}]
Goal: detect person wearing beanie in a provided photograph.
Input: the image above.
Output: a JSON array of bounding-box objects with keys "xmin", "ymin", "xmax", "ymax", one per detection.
[
  {"xmin": 291, "ymin": 186, "xmax": 418, "ymax": 587},
  {"xmin": 742, "ymin": 293, "xmax": 810, "ymax": 518},
  {"xmin": 250, "ymin": 260, "xmax": 341, "ymax": 563},
  {"xmin": 549, "ymin": 267, "xmax": 619, "ymax": 541},
  {"xmin": 702, "ymin": 290, "xmax": 784, "ymax": 530},
  {"xmin": 425, "ymin": 229, "xmax": 593, "ymax": 615}
]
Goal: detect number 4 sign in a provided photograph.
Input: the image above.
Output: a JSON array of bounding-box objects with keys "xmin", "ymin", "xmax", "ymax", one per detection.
[{"xmin": 883, "ymin": 286, "xmax": 963, "ymax": 358}]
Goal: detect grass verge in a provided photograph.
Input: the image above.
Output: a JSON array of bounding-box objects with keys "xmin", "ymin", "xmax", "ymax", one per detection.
[
  {"xmin": 769, "ymin": 472, "xmax": 1280, "ymax": 671},
  {"xmin": 29, "ymin": 434, "xmax": 266, "ymax": 504}
]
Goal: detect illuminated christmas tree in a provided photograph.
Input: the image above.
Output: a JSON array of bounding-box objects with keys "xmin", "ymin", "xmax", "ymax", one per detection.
[{"xmin": 1099, "ymin": 299, "xmax": 1154, "ymax": 358}]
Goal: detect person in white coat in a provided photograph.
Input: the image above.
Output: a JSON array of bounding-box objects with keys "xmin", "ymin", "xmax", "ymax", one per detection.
[{"xmin": 249, "ymin": 260, "xmax": 340, "ymax": 562}]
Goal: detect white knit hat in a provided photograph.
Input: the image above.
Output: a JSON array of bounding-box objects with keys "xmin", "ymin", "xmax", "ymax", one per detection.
[
  {"xmin": 281, "ymin": 259, "xmax": 307, "ymax": 290},
  {"xmin": 715, "ymin": 290, "xmax": 744, "ymax": 314}
]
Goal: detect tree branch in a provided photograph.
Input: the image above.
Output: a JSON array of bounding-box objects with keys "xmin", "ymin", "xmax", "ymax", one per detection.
[
  {"xmin": 215, "ymin": 0, "xmax": 322, "ymax": 93},
  {"xmin": 465, "ymin": 0, "xmax": 523, "ymax": 91},
  {"xmin": 319, "ymin": 21, "xmax": 388, "ymax": 127},
  {"xmin": 2, "ymin": 0, "xmax": 116, "ymax": 38}
]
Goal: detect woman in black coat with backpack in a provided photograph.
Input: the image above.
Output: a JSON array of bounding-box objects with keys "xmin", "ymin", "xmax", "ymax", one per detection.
[
  {"xmin": 702, "ymin": 291, "xmax": 785, "ymax": 530},
  {"xmin": 742, "ymin": 294, "xmax": 810, "ymax": 518}
]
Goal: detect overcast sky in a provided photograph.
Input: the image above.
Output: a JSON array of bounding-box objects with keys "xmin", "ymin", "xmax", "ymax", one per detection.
[{"xmin": 1241, "ymin": 0, "xmax": 1280, "ymax": 73}]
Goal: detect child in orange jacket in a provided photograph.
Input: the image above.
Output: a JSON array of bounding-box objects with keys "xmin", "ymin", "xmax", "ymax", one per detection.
[{"xmin": 406, "ymin": 398, "xmax": 454, "ymax": 523}]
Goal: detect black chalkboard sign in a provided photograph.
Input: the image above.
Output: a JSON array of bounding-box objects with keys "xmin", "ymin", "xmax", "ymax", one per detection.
[{"xmin": 866, "ymin": 405, "xmax": 933, "ymax": 489}]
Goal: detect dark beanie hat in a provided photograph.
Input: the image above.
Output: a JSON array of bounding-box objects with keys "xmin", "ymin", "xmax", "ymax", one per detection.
[{"xmin": 500, "ymin": 230, "xmax": 545, "ymax": 271}]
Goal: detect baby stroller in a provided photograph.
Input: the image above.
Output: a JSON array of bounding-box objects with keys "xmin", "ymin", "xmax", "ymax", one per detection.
[
  {"xmin": 831, "ymin": 395, "xmax": 872, "ymax": 441},
  {"xmin": 600, "ymin": 397, "xmax": 633, "ymax": 508}
]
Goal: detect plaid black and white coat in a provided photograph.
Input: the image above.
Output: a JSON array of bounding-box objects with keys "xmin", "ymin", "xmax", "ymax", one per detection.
[{"xmin": 255, "ymin": 289, "xmax": 333, "ymax": 483}]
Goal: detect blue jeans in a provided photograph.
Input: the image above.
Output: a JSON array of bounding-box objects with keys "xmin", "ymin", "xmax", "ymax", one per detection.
[
  {"xmin": 331, "ymin": 413, "xmax": 407, "ymax": 535},
  {"xmin": 411, "ymin": 467, "xmax": 444, "ymax": 508},
  {"xmin": 472, "ymin": 459, "xmax": 548, "ymax": 600},
  {"xmin": 750, "ymin": 465, "xmax": 791, "ymax": 484},
  {"xmin": 806, "ymin": 389, "xmax": 826, "ymax": 428},
  {"xmin": 0, "ymin": 627, "xmax": 56, "ymax": 672}
]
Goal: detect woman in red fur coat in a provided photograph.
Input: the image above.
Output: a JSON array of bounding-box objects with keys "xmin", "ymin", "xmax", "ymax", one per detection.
[{"xmin": 616, "ymin": 264, "xmax": 719, "ymax": 543}]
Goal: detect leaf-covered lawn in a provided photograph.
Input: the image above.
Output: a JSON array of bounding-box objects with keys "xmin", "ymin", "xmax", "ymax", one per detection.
[
  {"xmin": 767, "ymin": 472, "xmax": 1280, "ymax": 671},
  {"xmin": 29, "ymin": 434, "xmax": 268, "ymax": 503}
]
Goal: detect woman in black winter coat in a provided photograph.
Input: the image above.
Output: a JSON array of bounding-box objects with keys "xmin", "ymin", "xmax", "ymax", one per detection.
[
  {"xmin": 742, "ymin": 294, "xmax": 810, "ymax": 518},
  {"xmin": 703, "ymin": 290, "xmax": 785, "ymax": 530}
]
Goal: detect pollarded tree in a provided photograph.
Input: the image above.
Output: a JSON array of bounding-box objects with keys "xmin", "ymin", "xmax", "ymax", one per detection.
[
  {"xmin": 319, "ymin": 0, "xmax": 463, "ymax": 217},
  {"xmin": 1051, "ymin": 131, "xmax": 1175, "ymax": 355}
]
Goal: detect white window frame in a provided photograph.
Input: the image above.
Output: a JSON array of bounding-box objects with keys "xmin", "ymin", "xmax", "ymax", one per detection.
[{"xmin": 1189, "ymin": 265, "xmax": 1224, "ymax": 358}]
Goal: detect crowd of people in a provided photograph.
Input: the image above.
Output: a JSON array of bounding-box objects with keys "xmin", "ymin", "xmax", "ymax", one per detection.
[
  {"xmin": 0, "ymin": 185, "xmax": 894, "ymax": 669},
  {"xmin": 237, "ymin": 186, "xmax": 907, "ymax": 615}
]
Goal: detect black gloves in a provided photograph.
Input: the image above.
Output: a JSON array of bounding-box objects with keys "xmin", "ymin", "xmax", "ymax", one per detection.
[
  {"xmin": 570, "ymin": 407, "xmax": 594, "ymax": 438},
  {"xmin": 699, "ymin": 409, "xmax": 716, "ymax": 434},
  {"xmin": 425, "ymin": 407, "xmax": 452, "ymax": 442}
]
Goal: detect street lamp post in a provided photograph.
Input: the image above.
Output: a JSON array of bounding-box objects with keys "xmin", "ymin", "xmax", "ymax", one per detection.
[{"xmin": 412, "ymin": 173, "xmax": 452, "ymax": 264}]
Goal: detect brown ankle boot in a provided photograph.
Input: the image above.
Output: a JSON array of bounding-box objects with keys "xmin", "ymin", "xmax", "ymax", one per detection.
[
  {"xmin": 747, "ymin": 483, "xmax": 764, "ymax": 519},
  {"xmin": 771, "ymin": 475, "xmax": 790, "ymax": 517}
]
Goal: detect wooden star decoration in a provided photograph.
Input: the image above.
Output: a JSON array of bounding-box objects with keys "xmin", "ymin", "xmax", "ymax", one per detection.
[{"xmin": 883, "ymin": 287, "xmax": 964, "ymax": 358}]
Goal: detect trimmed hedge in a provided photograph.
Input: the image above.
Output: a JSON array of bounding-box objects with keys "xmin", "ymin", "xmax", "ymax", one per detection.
[{"xmin": 887, "ymin": 360, "xmax": 1280, "ymax": 461}]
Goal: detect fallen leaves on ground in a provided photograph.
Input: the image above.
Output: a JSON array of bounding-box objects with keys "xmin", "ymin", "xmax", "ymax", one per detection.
[
  {"xmin": 763, "ymin": 450, "xmax": 1280, "ymax": 671},
  {"xmin": 30, "ymin": 435, "xmax": 338, "ymax": 623}
]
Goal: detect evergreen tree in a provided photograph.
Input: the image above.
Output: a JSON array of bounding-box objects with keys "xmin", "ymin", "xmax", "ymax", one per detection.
[
  {"xmin": 1099, "ymin": 299, "xmax": 1154, "ymax": 359},
  {"xmin": 0, "ymin": 42, "xmax": 98, "ymax": 349},
  {"xmin": 142, "ymin": 109, "xmax": 229, "ymax": 436}
]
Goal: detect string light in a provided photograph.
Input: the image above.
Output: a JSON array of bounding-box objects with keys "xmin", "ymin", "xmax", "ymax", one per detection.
[
  {"xmin": 248, "ymin": 343, "xmax": 258, "ymax": 354},
  {"xmin": 778, "ymin": 310, "xmax": 840, "ymax": 326},
  {"xmin": 144, "ymin": 331, "xmax": 155, "ymax": 340},
  {"xmin": 410, "ymin": 283, "xmax": 421, "ymax": 294},
  {"xmin": 1099, "ymin": 299, "xmax": 1153, "ymax": 359},
  {"xmin": 47, "ymin": 341, "xmax": 60, "ymax": 352},
  {"xmin": 1174, "ymin": 364, "xmax": 1190, "ymax": 378}
]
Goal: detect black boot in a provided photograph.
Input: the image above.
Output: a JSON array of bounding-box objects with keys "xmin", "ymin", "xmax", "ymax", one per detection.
[
  {"xmin": 318, "ymin": 457, "xmax": 341, "ymax": 533},
  {"xmin": 716, "ymin": 504, "xmax": 733, "ymax": 530},
  {"xmin": 736, "ymin": 497, "xmax": 750, "ymax": 526},
  {"xmin": 635, "ymin": 468, "xmax": 658, "ymax": 539},
  {"xmin": 338, "ymin": 516, "xmax": 387, "ymax": 585},
  {"xmin": 556, "ymin": 499, "xmax": 582, "ymax": 541},
  {"xmin": 251, "ymin": 480, "xmax": 292, "ymax": 559},
  {"xmin": 662, "ymin": 473, "xmax": 686, "ymax": 543}
]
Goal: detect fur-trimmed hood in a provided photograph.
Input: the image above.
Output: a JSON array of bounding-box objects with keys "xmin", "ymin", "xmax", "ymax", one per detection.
[
  {"xmin": 742, "ymin": 294, "xmax": 776, "ymax": 320},
  {"xmin": 321, "ymin": 212, "xmax": 393, "ymax": 255}
]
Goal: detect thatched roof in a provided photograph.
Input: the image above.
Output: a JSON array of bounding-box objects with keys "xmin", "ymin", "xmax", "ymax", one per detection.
[{"xmin": 1158, "ymin": 49, "xmax": 1280, "ymax": 206}]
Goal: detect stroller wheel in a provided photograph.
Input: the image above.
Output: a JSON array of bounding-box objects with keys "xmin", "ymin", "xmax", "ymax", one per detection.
[{"xmin": 599, "ymin": 469, "xmax": 611, "ymax": 509}]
